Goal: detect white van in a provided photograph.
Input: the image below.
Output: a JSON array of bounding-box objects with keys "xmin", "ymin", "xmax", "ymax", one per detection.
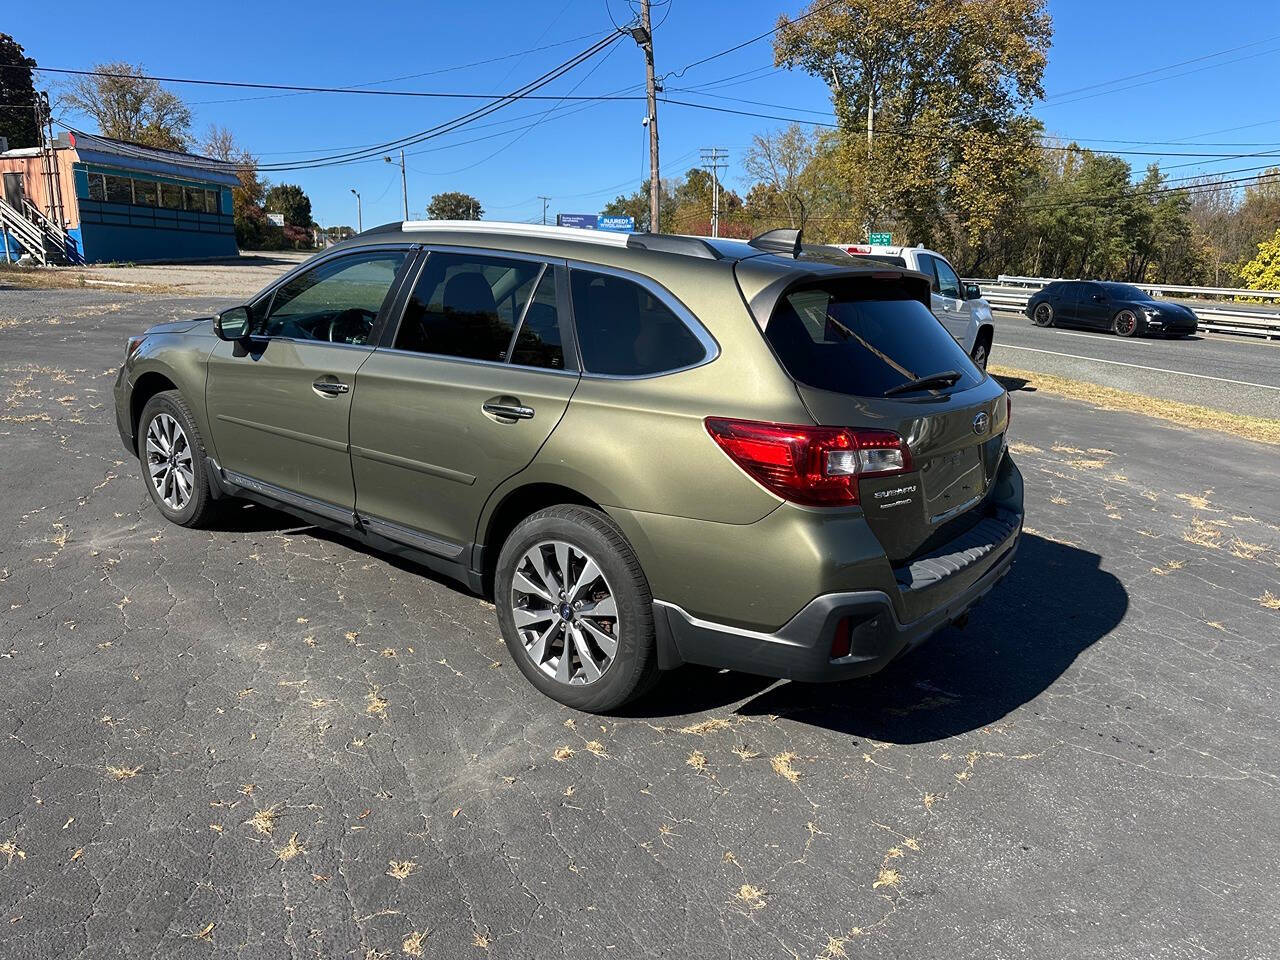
[{"xmin": 840, "ymin": 244, "xmax": 995, "ymax": 368}]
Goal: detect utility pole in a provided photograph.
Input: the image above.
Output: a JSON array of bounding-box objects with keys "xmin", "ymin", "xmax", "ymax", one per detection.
[
  {"xmin": 385, "ymin": 150, "xmax": 408, "ymax": 220},
  {"xmin": 631, "ymin": 1, "xmax": 660, "ymax": 233},
  {"xmin": 350, "ymin": 188, "xmax": 362, "ymax": 233},
  {"xmin": 538, "ymin": 196, "xmax": 551, "ymax": 225},
  {"xmin": 865, "ymin": 88, "xmax": 875, "ymax": 242},
  {"xmin": 699, "ymin": 148, "xmax": 727, "ymax": 238}
]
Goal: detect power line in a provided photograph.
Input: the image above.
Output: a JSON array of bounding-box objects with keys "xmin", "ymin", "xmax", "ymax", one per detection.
[{"xmin": 661, "ymin": 0, "xmax": 842, "ymax": 80}]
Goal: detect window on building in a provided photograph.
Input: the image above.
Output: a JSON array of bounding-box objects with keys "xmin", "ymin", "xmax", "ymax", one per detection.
[
  {"xmin": 183, "ymin": 186, "xmax": 206, "ymax": 212},
  {"xmin": 133, "ymin": 180, "xmax": 158, "ymax": 206},
  {"xmin": 206, "ymin": 190, "xmax": 219, "ymax": 214},
  {"xmin": 104, "ymin": 175, "xmax": 133, "ymax": 204},
  {"xmin": 569, "ymin": 269, "xmax": 707, "ymax": 376},
  {"xmin": 87, "ymin": 173, "xmax": 105, "ymax": 202},
  {"xmin": 159, "ymin": 183, "xmax": 182, "ymax": 209},
  {"xmin": 394, "ymin": 252, "xmax": 546, "ymax": 363}
]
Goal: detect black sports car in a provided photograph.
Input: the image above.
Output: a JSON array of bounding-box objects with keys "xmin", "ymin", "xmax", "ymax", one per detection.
[{"xmin": 1025, "ymin": 281, "xmax": 1199, "ymax": 338}]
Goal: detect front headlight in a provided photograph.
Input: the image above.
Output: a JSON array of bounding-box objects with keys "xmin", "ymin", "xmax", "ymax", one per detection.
[{"xmin": 1142, "ymin": 308, "xmax": 1162, "ymax": 320}]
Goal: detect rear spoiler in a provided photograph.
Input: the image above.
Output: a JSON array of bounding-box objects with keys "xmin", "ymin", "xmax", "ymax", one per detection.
[{"xmin": 734, "ymin": 260, "xmax": 934, "ymax": 329}]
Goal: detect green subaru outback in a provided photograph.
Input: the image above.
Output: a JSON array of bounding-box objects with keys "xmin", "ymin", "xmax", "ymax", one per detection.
[{"xmin": 114, "ymin": 222, "xmax": 1022, "ymax": 711}]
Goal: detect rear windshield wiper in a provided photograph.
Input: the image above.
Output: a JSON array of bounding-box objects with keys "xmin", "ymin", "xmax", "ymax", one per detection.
[{"xmin": 883, "ymin": 370, "xmax": 963, "ymax": 397}]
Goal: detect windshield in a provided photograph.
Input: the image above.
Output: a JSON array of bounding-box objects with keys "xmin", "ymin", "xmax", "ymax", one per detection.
[
  {"xmin": 1102, "ymin": 283, "xmax": 1151, "ymax": 301},
  {"xmin": 764, "ymin": 277, "xmax": 983, "ymax": 397}
]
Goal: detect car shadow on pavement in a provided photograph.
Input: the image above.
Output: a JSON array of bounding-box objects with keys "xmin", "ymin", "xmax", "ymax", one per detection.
[{"xmin": 629, "ymin": 534, "xmax": 1128, "ymax": 744}]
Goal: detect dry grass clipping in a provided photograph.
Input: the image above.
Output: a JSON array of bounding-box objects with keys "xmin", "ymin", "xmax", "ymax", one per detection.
[
  {"xmin": 678, "ymin": 717, "xmax": 732, "ymax": 736},
  {"xmin": 991, "ymin": 365, "xmax": 1280, "ymax": 447},
  {"xmin": 402, "ymin": 930, "xmax": 427, "ymax": 957},
  {"xmin": 387, "ymin": 860, "xmax": 417, "ymax": 880},
  {"xmin": 365, "ymin": 689, "xmax": 388, "ymax": 716},
  {"xmin": 770, "ymin": 752, "xmax": 802, "ymax": 783},
  {"xmin": 106, "ymin": 765, "xmax": 142, "ymax": 781},
  {"xmin": 552, "ymin": 746, "xmax": 575, "ymax": 762},
  {"xmin": 0, "ymin": 839, "xmax": 25, "ymax": 865},
  {"xmin": 245, "ymin": 804, "xmax": 281, "ymax": 837},
  {"xmin": 735, "ymin": 883, "xmax": 766, "ymax": 910},
  {"xmin": 873, "ymin": 867, "xmax": 902, "ymax": 889},
  {"xmin": 1258, "ymin": 590, "xmax": 1280, "ymax": 610},
  {"xmin": 1184, "ymin": 517, "xmax": 1223, "ymax": 549},
  {"xmin": 686, "ymin": 749, "xmax": 708, "ymax": 772},
  {"xmin": 275, "ymin": 832, "xmax": 304, "ymax": 862}
]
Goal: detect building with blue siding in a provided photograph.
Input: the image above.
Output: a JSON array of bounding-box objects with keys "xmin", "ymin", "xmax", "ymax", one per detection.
[{"xmin": 1, "ymin": 131, "xmax": 240, "ymax": 264}]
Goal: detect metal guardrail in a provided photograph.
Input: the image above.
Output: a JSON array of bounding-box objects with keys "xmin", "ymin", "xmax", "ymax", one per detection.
[{"xmin": 968, "ymin": 276, "xmax": 1280, "ymax": 340}]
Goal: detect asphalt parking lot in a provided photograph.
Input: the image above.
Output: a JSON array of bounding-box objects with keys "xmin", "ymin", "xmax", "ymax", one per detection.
[{"xmin": 3, "ymin": 287, "xmax": 1279, "ymax": 960}]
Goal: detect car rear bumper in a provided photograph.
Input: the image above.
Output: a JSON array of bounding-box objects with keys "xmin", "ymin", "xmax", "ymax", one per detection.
[{"xmin": 653, "ymin": 505, "xmax": 1021, "ymax": 683}]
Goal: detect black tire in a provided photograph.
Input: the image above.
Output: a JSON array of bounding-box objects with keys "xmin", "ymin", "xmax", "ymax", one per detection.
[
  {"xmin": 137, "ymin": 390, "xmax": 218, "ymax": 528},
  {"xmin": 1031, "ymin": 302, "xmax": 1054, "ymax": 327},
  {"xmin": 495, "ymin": 505, "xmax": 659, "ymax": 712},
  {"xmin": 1112, "ymin": 309, "xmax": 1140, "ymax": 337},
  {"xmin": 970, "ymin": 338, "xmax": 990, "ymax": 370}
]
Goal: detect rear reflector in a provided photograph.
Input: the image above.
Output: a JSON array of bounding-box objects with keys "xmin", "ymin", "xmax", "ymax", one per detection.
[
  {"xmin": 830, "ymin": 617, "xmax": 853, "ymax": 659},
  {"xmin": 705, "ymin": 418, "xmax": 912, "ymax": 507}
]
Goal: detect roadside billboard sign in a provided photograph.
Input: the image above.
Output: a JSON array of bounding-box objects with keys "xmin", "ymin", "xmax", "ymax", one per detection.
[{"xmin": 556, "ymin": 213, "xmax": 636, "ymax": 233}]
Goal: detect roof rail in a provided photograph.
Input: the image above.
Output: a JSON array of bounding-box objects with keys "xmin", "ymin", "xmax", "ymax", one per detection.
[
  {"xmin": 400, "ymin": 220, "xmax": 628, "ymax": 246},
  {"xmin": 748, "ymin": 227, "xmax": 803, "ymax": 258},
  {"xmin": 360, "ymin": 221, "xmax": 406, "ymax": 236},
  {"xmin": 625, "ymin": 233, "xmax": 720, "ymax": 259}
]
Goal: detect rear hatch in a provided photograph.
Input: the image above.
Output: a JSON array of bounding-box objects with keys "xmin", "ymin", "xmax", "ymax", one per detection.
[{"xmin": 753, "ymin": 270, "xmax": 1008, "ymax": 563}]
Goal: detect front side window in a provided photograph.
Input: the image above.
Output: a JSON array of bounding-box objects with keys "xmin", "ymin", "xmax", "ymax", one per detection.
[
  {"xmin": 569, "ymin": 269, "xmax": 706, "ymax": 376},
  {"xmin": 394, "ymin": 252, "xmax": 545, "ymax": 363},
  {"xmin": 765, "ymin": 276, "xmax": 982, "ymax": 397},
  {"xmin": 86, "ymin": 173, "xmax": 106, "ymax": 201},
  {"xmin": 256, "ymin": 250, "xmax": 407, "ymax": 345},
  {"xmin": 931, "ymin": 256, "xmax": 962, "ymax": 299}
]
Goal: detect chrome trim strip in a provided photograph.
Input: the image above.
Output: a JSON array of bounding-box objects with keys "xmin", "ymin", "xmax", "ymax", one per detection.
[
  {"xmin": 221, "ymin": 469, "xmax": 356, "ymax": 526},
  {"xmin": 349, "ymin": 444, "xmax": 476, "ymax": 485},
  {"xmin": 564, "ymin": 259, "xmax": 721, "ymax": 380},
  {"xmin": 214, "ymin": 414, "xmax": 348, "ymax": 453},
  {"xmin": 929, "ymin": 493, "xmax": 983, "ymax": 526},
  {"xmin": 369, "ymin": 346, "xmax": 580, "ymax": 378},
  {"xmin": 359, "ymin": 514, "xmax": 466, "ymax": 559}
]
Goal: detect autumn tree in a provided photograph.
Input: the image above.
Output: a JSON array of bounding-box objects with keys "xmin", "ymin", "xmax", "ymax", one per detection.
[
  {"xmin": 774, "ymin": 0, "xmax": 1052, "ymax": 253},
  {"xmin": 602, "ymin": 179, "xmax": 677, "ymax": 232},
  {"xmin": 62, "ymin": 62, "xmax": 191, "ymax": 150},
  {"xmin": 743, "ymin": 124, "xmax": 815, "ymax": 228},
  {"xmin": 1239, "ymin": 228, "xmax": 1280, "ymax": 291},
  {"xmin": 264, "ymin": 184, "xmax": 312, "ymax": 229},
  {"xmin": 0, "ymin": 34, "xmax": 40, "ymax": 150},
  {"xmin": 427, "ymin": 191, "xmax": 483, "ymax": 220}
]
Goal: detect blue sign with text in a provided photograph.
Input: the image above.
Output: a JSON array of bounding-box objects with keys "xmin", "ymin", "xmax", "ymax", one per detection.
[{"xmin": 556, "ymin": 213, "xmax": 635, "ymax": 233}]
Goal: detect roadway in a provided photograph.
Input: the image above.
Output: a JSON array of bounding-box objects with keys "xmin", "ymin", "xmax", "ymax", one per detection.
[{"xmin": 987, "ymin": 307, "xmax": 1280, "ymax": 419}]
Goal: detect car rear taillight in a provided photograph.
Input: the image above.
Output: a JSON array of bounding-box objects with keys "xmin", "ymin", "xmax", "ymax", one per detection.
[
  {"xmin": 1005, "ymin": 392, "xmax": 1012, "ymax": 433},
  {"xmin": 125, "ymin": 335, "xmax": 146, "ymax": 360},
  {"xmin": 704, "ymin": 418, "xmax": 912, "ymax": 507}
]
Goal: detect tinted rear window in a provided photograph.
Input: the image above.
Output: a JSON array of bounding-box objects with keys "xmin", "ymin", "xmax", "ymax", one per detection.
[{"xmin": 764, "ymin": 278, "xmax": 983, "ymax": 397}]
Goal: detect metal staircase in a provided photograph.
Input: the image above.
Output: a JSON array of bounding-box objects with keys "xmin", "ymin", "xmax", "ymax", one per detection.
[{"xmin": 0, "ymin": 196, "xmax": 82, "ymax": 265}]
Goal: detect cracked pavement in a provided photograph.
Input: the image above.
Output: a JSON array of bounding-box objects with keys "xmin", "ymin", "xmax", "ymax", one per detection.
[{"xmin": 2, "ymin": 287, "xmax": 1278, "ymax": 959}]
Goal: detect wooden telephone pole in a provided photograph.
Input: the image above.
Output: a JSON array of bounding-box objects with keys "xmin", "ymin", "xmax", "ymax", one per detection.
[{"xmin": 635, "ymin": 0, "xmax": 660, "ymax": 232}]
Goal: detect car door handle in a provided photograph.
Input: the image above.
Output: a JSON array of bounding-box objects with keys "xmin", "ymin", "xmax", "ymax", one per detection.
[
  {"xmin": 313, "ymin": 380, "xmax": 349, "ymax": 396},
  {"xmin": 482, "ymin": 398, "xmax": 535, "ymax": 421}
]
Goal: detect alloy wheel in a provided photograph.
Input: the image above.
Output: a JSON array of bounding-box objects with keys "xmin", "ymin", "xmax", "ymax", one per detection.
[
  {"xmin": 510, "ymin": 540, "xmax": 619, "ymax": 685},
  {"xmin": 1114, "ymin": 310, "xmax": 1138, "ymax": 336},
  {"xmin": 145, "ymin": 412, "xmax": 195, "ymax": 510},
  {"xmin": 1033, "ymin": 303, "xmax": 1053, "ymax": 326}
]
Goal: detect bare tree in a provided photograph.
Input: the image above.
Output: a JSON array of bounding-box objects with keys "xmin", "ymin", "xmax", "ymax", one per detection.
[
  {"xmin": 743, "ymin": 124, "xmax": 815, "ymax": 228},
  {"xmin": 61, "ymin": 62, "xmax": 191, "ymax": 150}
]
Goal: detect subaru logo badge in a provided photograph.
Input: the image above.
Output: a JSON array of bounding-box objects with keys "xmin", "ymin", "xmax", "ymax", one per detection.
[{"xmin": 972, "ymin": 412, "xmax": 990, "ymax": 435}]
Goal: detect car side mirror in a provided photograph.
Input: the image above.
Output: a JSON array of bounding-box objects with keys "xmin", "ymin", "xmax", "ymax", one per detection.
[
  {"xmin": 963, "ymin": 282, "xmax": 981, "ymax": 301},
  {"xmin": 214, "ymin": 306, "xmax": 250, "ymax": 341}
]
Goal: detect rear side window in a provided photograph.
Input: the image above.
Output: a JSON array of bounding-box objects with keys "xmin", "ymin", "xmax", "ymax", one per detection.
[
  {"xmin": 570, "ymin": 270, "xmax": 706, "ymax": 376},
  {"xmin": 395, "ymin": 252, "xmax": 546, "ymax": 363},
  {"xmin": 764, "ymin": 278, "xmax": 982, "ymax": 397}
]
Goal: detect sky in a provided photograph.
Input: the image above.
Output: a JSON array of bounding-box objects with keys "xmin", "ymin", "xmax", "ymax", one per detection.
[{"xmin": 8, "ymin": 0, "xmax": 1280, "ymax": 230}]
